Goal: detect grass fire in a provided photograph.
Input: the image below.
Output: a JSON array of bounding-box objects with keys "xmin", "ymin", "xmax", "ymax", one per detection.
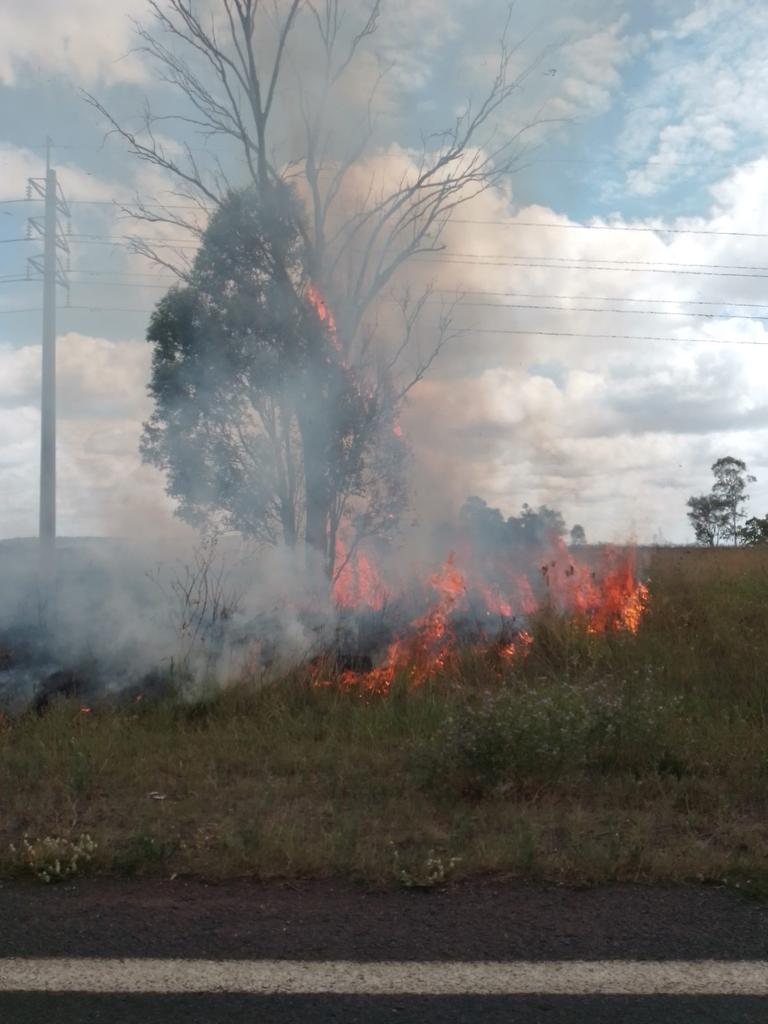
[
  {"xmin": 2, "ymin": 546, "xmax": 768, "ymax": 895},
  {"xmin": 2, "ymin": 0, "xmax": 768, "ymax": 909}
]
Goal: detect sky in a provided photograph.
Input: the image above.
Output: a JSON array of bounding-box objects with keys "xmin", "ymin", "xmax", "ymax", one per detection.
[{"xmin": 2, "ymin": 0, "xmax": 768, "ymax": 545}]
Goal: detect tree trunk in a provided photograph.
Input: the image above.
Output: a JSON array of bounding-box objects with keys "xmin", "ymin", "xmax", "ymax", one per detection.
[{"xmin": 297, "ymin": 410, "xmax": 331, "ymax": 578}]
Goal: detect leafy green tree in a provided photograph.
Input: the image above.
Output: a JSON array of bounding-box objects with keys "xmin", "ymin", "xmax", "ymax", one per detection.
[
  {"xmin": 87, "ymin": 1, "xmax": 554, "ymax": 575},
  {"xmin": 686, "ymin": 493, "xmax": 726, "ymax": 546},
  {"xmin": 141, "ymin": 185, "xmax": 407, "ymax": 577},
  {"xmin": 686, "ymin": 457, "xmax": 756, "ymax": 546},
  {"xmin": 711, "ymin": 456, "xmax": 756, "ymax": 546},
  {"xmin": 509, "ymin": 503, "xmax": 567, "ymax": 546},
  {"xmin": 458, "ymin": 497, "xmax": 568, "ymax": 551},
  {"xmin": 742, "ymin": 515, "xmax": 768, "ymax": 546},
  {"xmin": 570, "ymin": 523, "xmax": 586, "ymax": 545},
  {"xmin": 459, "ymin": 497, "xmax": 508, "ymax": 554}
]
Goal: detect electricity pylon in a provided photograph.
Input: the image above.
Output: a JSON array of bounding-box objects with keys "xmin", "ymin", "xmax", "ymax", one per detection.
[{"xmin": 26, "ymin": 138, "xmax": 70, "ymax": 580}]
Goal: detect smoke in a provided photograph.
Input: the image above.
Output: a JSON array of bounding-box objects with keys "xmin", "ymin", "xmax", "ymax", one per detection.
[
  {"xmin": 1, "ymin": 2, "xmax": 735, "ymax": 706},
  {"xmin": 0, "ymin": 533, "xmax": 343, "ymax": 710}
]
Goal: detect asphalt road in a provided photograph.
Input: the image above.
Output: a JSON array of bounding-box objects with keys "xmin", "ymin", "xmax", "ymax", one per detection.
[{"xmin": 1, "ymin": 878, "xmax": 767, "ymax": 1022}]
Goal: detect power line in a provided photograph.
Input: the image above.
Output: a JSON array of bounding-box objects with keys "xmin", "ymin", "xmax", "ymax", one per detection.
[
  {"xmin": 48, "ymin": 276, "xmax": 768, "ymax": 310},
  {"xmin": 65, "ymin": 278, "xmax": 169, "ymax": 289},
  {"xmin": 436, "ymin": 253, "xmax": 768, "ymax": 273},
  {"xmin": 434, "ymin": 288, "xmax": 768, "ymax": 311},
  {"xmin": 71, "ymin": 269, "xmax": 177, "ymax": 278},
  {"xmin": 50, "ymin": 234, "xmax": 768, "ymax": 278},
  {"xmin": 0, "ymin": 305, "xmax": 153, "ymax": 315},
  {"xmin": 450, "ymin": 219, "xmax": 768, "ymax": 239},
  {"xmin": 450, "ymin": 300, "xmax": 768, "ymax": 323},
  {"xmin": 1, "ymin": 304, "xmax": 766, "ymax": 349},
  {"xmin": 57, "ymin": 285, "xmax": 768, "ymax": 321},
  {"xmin": 8, "ymin": 196, "xmax": 768, "ymax": 240},
  {"xmin": 460, "ymin": 327, "xmax": 768, "ymax": 347},
  {"xmin": 412, "ymin": 256, "xmax": 768, "ymax": 279}
]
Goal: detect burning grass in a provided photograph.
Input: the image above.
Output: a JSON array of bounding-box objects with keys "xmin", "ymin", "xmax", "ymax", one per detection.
[{"xmin": 2, "ymin": 545, "xmax": 768, "ymax": 892}]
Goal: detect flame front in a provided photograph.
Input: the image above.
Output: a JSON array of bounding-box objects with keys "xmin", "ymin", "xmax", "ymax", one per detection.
[
  {"xmin": 541, "ymin": 539, "xmax": 649, "ymax": 635},
  {"xmin": 304, "ymin": 283, "xmax": 648, "ymax": 695},
  {"xmin": 335, "ymin": 553, "xmax": 468, "ymax": 694},
  {"xmin": 318, "ymin": 541, "xmax": 649, "ymax": 694}
]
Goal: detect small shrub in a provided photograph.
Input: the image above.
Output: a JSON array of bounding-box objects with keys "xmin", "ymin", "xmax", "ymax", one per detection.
[
  {"xmin": 424, "ymin": 678, "xmax": 685, "ymax": 797},
  {"xmin": 391, "ymin": 844, "xmax": 461, "ymax": 889},
  {"xmin": 10, "ymin": 833, "xmax": 97, "ymax": 883},
  {"xmin": 112, "ymin": 832, "xmax": 176, "ymax": 876}
]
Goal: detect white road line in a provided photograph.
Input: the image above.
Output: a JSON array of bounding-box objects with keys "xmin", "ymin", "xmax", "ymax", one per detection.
[{"xmin": 0, "ymin": 960, "xmax": 766, "ymax": 995}]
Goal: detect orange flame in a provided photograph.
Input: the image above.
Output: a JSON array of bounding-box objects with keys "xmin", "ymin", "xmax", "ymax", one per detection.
[
  {"xmin": 307, "ymin": 282, "xmax": 342, "ymax": 353},
  {"xmin": 477, "ymin": 583, "xmax": 514, "ymax": 618},
  {"xmin": 499, "ymin": 629, "xmax": 533, "ymax": 660},
  {"xmin": 316, "ymin": 540, "xmax": 649, "ymax": 694},
  {"xmin": 540, "ymin": 539, "xmax": 648, "ymax": 635},
  {"xmin": 330, "ymin": 553, "xmax": 467, "ymax": 694},
  {"xmin": 333, "ymin": 534, "xmax": 388, "ymax": 612}
]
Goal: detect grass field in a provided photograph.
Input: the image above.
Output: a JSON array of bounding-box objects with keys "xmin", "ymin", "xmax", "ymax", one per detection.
[{"xmin": 3, "ymin": 545, "xmax": 768, "ymax": 891}]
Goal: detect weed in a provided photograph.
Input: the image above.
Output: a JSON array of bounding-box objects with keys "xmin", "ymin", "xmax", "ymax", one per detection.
[
  {"xmin": 391, "ymin": 844, "xmax": 461, "ymax": 889},
  {"xmin": 10, "ymin": 833, "xmax": 97, "ymax": 883},
  {"xmin": 112, "ymin": 832, "xmax": 177, "ymax": 876}
]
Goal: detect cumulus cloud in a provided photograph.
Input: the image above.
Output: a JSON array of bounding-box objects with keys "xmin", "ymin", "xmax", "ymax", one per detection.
[
  {"xmin": 4, "ymin": 0, "xmax": 768, "ymax": 546},
  {"xmin": 6, "ymin": 151, "xmax": 768, "ymax": 544},
  {"xmin": 618, "ymin": 0, "xmax": 768, "ymax": 196},
  {"xmin": 392, "ymin": 156, "xmax": 768, "ymax": 542},
  {"xmin": 0, "ymin": 0, "xmax": 145, "ymax": 85}
]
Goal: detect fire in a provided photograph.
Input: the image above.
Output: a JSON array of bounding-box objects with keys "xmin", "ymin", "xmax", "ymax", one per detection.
[
  {"xmin": 305, "ymin": 281, "xmax": 648, "ymax": 693},
  {"xmin": 477, "ymin": 583, "xmax": 513, "ymax": 618},
  {"xmin": 333, "ymin": 533, "xmax": 388, "ymax": 612},
  {"xmin": 306, "ymin": 282, "xmax": 342, "ymax": 353},
  {"xmin": 330, "ymin": 553, "xmax": 467, "ymax": 694},
  {"xmin": 499, "ymin": 629, "xmax": 533, "ymax": 660},
  {"xmin": 540, "ymin": 539, "xmax": 649, "ymax": 635},
  {"xmin": 316, "ymin": 540, "xmax": 649, "ymax": 694}
]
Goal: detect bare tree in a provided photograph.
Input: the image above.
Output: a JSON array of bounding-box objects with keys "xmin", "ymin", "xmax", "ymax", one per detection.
[{"xmin": 86, "ymin": 0, "xmax": 554, "ymax": 576}]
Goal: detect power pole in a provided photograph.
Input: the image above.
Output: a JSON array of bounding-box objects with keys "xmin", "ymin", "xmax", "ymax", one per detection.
[{"xmin": 27, "ymin": 139, "xmax": 69, "ymax": 584}]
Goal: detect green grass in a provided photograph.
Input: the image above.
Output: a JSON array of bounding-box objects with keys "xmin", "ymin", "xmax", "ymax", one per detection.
[{"xmin": 2, "ymin": 545, "xmax": 768, "ymax": 888}]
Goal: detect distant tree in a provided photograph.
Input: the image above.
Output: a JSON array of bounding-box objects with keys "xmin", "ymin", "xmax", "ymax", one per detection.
[
  {"xmin": 509, "ymin": 503, "xmax": 566, "ymax": 546},
  {"xmin": 459, "ymin": 497, "xmax": 507, "ymax": 554},
  {"xmin": 742, "ymin": 515, "xmax": 768, "ymax": 546},
  {"xmin": 711, "ymin": 456, "xmax": 756, "ymax": 546},
  {"xmin": 570, "ymin": 523, "xmax": 586, "ymax": 545},
  {"xmin": 686, "ymin": 494, "xmax": 726, "ymax": 547},
  {"xmin": 458, "ymin": 497, "xmax": 567, "ymax": 551},
  {"xmin": 686, "ymin": 456, "xmax": 756, "ymax": 547}
]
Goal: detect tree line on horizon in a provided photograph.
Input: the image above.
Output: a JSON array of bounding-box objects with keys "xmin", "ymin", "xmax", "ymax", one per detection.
[{"xmin": 434, "ymin": 495, "xmax": 586, "ymax": 553}]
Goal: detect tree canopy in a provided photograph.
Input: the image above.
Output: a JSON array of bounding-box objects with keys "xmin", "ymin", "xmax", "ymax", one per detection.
[
  {"xmin": 89, "ymin": 1, "xmax": 557, "ymax": 578},
  {"xmin": 141, "ymin": 184, "xmax": 407, "ymax": 576},
  {"xmin": 686, "ymin": 457, "xmax": 756, "ymax": 546},
  {"xmin": 457, "ymin": 495, "xmax": 572, "ymax": 552}
]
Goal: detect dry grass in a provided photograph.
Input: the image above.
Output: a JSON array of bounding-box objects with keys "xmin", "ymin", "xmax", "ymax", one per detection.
[{"xmin": 2, "ymin": 545, "xmax": 768, "ymax": 892}]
